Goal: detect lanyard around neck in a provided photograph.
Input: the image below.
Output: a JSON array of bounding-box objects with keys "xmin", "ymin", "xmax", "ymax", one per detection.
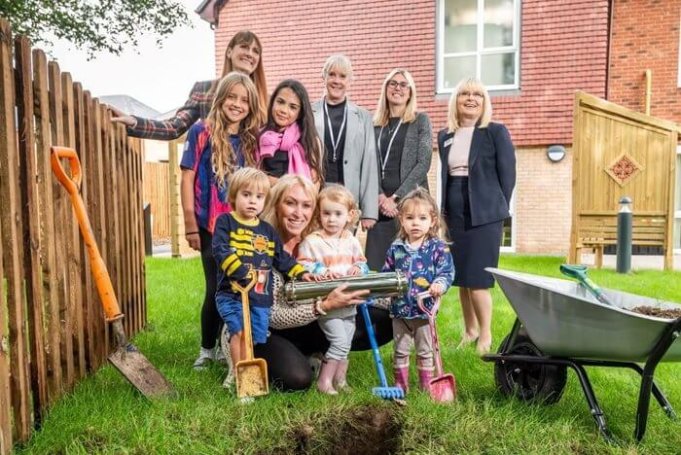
[
  {"xmin": 377, "ymin": 119, "xmax": 403, "ymax": 178},
  {"xmin": 323, "ymin": 99, "xmax": 348, "ymax": 162}
]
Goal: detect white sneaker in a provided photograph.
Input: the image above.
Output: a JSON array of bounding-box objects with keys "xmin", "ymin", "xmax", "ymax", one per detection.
[{"xmin": 193, "ymin": 347, "xmax": 214, "ymax": 370}]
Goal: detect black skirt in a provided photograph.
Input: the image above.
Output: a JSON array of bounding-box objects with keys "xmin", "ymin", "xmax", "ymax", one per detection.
[
  {"xmin": 365, "ymin": 217, "xmax": 399, "ymax": 271},
  {"xmin": 446, "ymin": 176, "xmax": 502, "ymax": 289}
]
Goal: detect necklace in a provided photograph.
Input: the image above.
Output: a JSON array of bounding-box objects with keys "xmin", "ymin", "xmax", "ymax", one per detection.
[
  {"xmin": 377, "ymin": 118, "xmax": 403, "ymax": 179},
  {"xmin": 323, "ymin": 99, "xmax": 348, "ymax": 162}
]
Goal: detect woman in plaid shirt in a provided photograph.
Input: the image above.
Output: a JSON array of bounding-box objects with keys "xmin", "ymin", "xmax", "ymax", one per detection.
[{"xmin": 111, "ymin": 30, "xmax": 267, "ymax": 140}]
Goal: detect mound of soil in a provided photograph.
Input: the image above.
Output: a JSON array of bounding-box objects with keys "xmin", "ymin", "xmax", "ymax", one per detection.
[
  {"xmin": 631, "ymin": 306, "xmax": 681, "ymax": 319},
  {"xmin": 287, "ymin": 404, "xmax": 403, "ymax": 455}
]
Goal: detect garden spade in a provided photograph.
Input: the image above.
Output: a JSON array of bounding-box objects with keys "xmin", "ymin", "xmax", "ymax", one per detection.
[
  {"xmin": 416, "ymin": 292, "xmax": 456, "ymax": 403},
  {"xmin": 560, "ymin": 264, "xmax": 613, "ymax": 305},
  {"xmin": 51, "ymin": 146, "xmax": 173, "ymax": 398},
  {"xmin": 232, "ymin": 274, "xmax": 269, "ymax": 399}
]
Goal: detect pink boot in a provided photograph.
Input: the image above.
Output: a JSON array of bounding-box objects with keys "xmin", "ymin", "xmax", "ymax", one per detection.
[
  {"xmin": 317, "ymin": 358, "xmax": 339, "ymax": 395},
  {"xmin": 393, "ymin": 366, "xmax": 409, "ymax": 394},
  {"xmin": 418, "ymin": 368, "xmax": 434, "ymax": 392},
  {"xmin": 333, "ymin": 359, "xmax": 351, "ymax": 392}
]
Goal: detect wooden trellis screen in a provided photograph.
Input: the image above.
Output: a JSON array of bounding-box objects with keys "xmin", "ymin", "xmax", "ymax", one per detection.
[
  {"xmin": 0, "ymin": 18, "xmax": 147, "ymax": 454},
  {"xmin": 569, "ymin": 91, "xmax": 677, "ymax": 269}
]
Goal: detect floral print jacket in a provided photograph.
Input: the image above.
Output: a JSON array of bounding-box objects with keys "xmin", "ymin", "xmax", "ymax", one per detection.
[{"xmin": 382, "ymin": 238, "xmax": 455, "ymax": 319}]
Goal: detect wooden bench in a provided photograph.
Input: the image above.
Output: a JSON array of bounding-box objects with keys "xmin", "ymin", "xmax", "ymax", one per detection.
[{"xmin": 575, "ymin": 214, "xmax": 667, "ymax": 268}]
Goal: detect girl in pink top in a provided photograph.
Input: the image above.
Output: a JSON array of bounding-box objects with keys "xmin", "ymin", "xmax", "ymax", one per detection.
[
  {"xmin": 257, "ymin": 79, "xmax": 324, "ymax": 186},
  {"xmin": 297, "ymin": 185, "xmax": 369, "ymax": 394}
]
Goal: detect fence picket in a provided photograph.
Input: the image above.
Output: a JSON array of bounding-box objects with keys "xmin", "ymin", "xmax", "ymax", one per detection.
[
  {"xmin": 62, "ymin": 72, "xmax": 86, "ymax": 379},
  {"xmin": 0, "ymin": 17, "xmax": 32, "ymax": 442},
  {"xmin": 14, "ymin": 34, "xmax": 49, "ymax": 423},
  {"xmin": 32, "ymin": 48, "xmax": 63, "ymax": 402},
  {"xmin": 0, "ymin": 204, "xmax": 10, "ymax": 455},
  {"xmin": 48, "ymin": 61, "xmax": 75, "ymax": 389},
  {"xmin": 132, "ymin": 140, "xmax": 146, "ymax": 331},
  {"xmin": 74, "ymin": 82, "xmax": 97, "ymax": 371}
]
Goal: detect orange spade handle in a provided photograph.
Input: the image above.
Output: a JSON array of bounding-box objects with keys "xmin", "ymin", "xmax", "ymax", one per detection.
[
  {"xmin": 51, "ymin": 146, "xmax": 123, "ymax": 322},
  {"xmin": 231, "ymin": 271, "xmax": 257, "ymax": 360}
]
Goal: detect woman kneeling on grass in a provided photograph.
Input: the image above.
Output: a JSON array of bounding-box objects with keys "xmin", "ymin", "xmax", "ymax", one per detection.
[{"xmin": 221, "ymin": 174, "xmax": 393, "ymax": 391}]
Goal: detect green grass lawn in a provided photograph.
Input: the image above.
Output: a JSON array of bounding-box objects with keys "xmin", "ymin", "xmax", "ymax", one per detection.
[{"xmin": 16, "ymin": 255, "xmax": 681, "ymax": 454}]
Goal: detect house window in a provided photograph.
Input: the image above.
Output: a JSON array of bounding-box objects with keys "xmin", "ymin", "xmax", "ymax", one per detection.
[{"xmin": 437, "ymin": 0, "xmax": 520, "ymax": 93}]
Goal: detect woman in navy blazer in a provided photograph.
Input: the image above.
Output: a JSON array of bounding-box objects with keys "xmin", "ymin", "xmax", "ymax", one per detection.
[{"xmin": 438, "ymin": 78, "xmax": 515, "ymax": 355}]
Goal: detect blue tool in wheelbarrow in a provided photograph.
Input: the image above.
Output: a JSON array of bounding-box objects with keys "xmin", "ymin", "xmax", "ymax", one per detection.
[{"xmin": 360, "ymin": 301, "xmax": 404, "ymax": 400}]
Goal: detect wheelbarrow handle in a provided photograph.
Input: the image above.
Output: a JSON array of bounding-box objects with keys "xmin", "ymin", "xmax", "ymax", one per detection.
[{"xmin": 50, "ymin": 146, "xmax": 82, "ymax": 192}]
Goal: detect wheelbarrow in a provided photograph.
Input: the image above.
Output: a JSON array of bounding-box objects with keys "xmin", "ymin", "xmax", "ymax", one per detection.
[{"xmin": 482, "ymin": 267, "xmax": 681, "ymax": 443}]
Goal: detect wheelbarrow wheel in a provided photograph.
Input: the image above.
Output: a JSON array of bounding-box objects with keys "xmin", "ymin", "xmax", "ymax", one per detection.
[{"xmin": 494, "ymin": 334, "xmax": 567, "ymax": 404}]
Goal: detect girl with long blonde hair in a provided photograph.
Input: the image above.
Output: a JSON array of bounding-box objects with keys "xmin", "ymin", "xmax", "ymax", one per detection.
[{"xmin": 180, "ymin": 71, "xmax": 262, "ymax": 370}]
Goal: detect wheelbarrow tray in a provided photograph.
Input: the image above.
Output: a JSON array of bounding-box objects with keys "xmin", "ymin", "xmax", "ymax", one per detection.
[{"xmin": 487, "ymin": 268, "xmax": 681, "ymax": 362}]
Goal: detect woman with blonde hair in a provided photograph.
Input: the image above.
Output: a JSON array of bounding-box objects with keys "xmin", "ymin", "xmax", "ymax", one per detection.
[
  {"xmin": 311, "ymin": 54, "xmax": 379, "ymax": 230},
  {"xmin": 438, "ymin": 77, "xmax": 516, "ymax": 355},
  {"xmin": 365, "ymin": 68, "xmax": 433, "ymax": 270},
  {"xmin": 180, "ymin": 72, "xmax": 260, "ymax": 369},
  {"xmin": 221, "ymin": 175, "xmax": 394, "ymax": 391},
  {"xmin": 112, "ymin": 30, "xmax": 267, "ymax": 139}
]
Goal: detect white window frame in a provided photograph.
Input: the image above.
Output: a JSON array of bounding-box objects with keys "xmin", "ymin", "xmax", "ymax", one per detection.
[
  {"xmin": 500, "ymin": 192, "xmax": 515, "ymax": 253},
  {"xmin": 675, "ymin": 146, "xmax": 681, "ymax": 254},
  {"xmin": 436, "ymin": 0, "xmax": 521, "ymax": 94}
]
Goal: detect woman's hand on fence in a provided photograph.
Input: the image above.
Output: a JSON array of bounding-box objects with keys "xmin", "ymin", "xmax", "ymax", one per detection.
[{"xmin": 108, "ymin": 105, "xmax": 136, "ymax": 127}]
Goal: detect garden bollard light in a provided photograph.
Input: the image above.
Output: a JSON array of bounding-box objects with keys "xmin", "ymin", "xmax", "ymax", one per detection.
[{"xmin": 616, "ymin": 196, "xmax": 632, "ymax": 274}]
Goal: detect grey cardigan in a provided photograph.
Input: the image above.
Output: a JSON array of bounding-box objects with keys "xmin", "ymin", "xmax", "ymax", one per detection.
[
  {"xmin": 312, "ymin": 99, "xmax": 379, "ymax": 220},
  {"xmin": 376, "ymin": 112, "xmax": 433, "ymax": 199}
]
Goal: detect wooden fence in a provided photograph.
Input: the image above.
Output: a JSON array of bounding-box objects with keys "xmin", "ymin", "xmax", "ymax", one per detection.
[
  {"xmin": 0, "ymin": 18, "xmax": 147, "ymax": 454},
  {"xmin": 569, "ymin": 92, "xmax": 677, "ymax": 269},
  {"xmin": 143, "ymin": 162, "xmax": 171, "ymax": 239}
]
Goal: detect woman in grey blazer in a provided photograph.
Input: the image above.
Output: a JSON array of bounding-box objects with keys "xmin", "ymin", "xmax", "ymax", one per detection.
[
  {"xmin": 366, "ymin": 68, "xmax": 433, "ymax": 270},
  {"xmin": 312, "ymin": 54, "xmax": 379, "ymax": 228}
]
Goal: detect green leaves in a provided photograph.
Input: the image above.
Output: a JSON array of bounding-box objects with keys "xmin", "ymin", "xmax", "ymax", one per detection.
[{"xmin": 0, "ymin": 0, "xmax": 191, "ymax": 56}]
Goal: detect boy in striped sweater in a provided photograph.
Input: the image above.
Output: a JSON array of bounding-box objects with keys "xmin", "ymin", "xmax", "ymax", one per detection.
[{"xmin": 213, "ymin": 168, "xmax": 310, "ymax": 368}]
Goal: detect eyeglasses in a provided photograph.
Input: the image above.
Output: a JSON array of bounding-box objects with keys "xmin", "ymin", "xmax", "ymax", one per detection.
[
  {"xmin": 388, "ymin": 80, "xmax": 410, "ymax": 90},
  {"xmin": 458, "ymin": 90, "xmax": 484, "ymax": 99}
]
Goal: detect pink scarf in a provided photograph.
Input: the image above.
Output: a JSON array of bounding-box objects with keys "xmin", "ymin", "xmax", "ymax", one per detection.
[{"xmin": 257, "ymin": 122, "xmax": 312, "ymax": 179}]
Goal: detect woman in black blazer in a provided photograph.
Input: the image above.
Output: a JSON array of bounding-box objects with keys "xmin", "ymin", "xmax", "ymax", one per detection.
[{"xmin": 438, "ymin": 78, "xmax": 516, "ymax": 355}]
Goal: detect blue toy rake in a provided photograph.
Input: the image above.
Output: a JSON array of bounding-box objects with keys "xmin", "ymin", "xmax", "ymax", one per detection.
[{"xmin": 360, "ymin": 302, "xmax": 405, "ymax": 400}]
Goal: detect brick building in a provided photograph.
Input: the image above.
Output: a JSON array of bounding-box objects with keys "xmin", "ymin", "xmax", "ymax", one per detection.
[{"xmin": 203, "ymin": 0, "xmax": 680, "ymax": 255}]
